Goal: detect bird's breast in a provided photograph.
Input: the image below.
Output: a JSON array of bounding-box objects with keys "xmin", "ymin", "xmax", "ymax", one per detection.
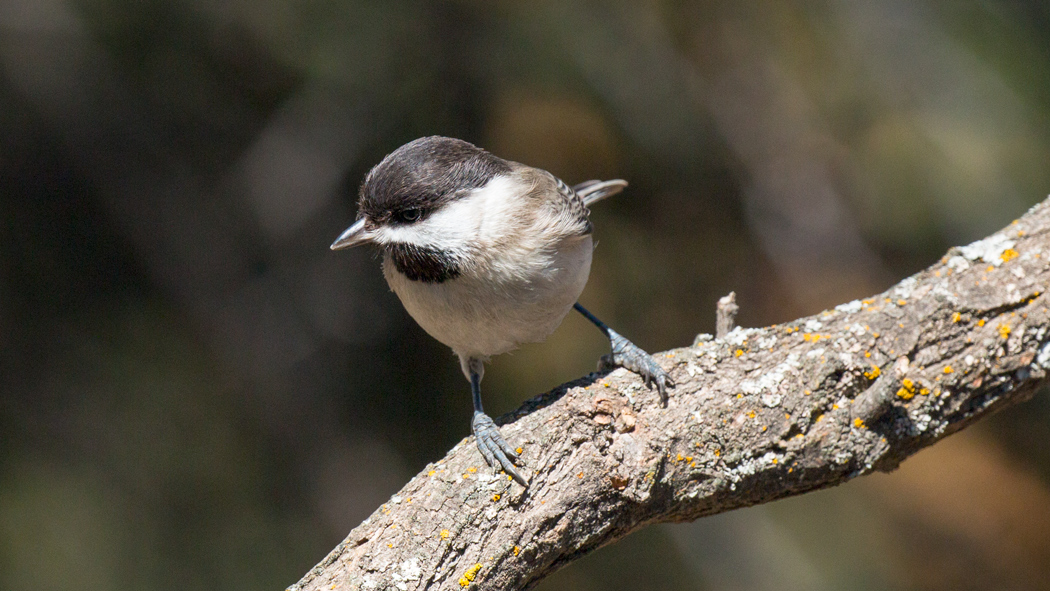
[{"xmin": 382, "ymin": 234, "xmax": 593, "ymax": 359}]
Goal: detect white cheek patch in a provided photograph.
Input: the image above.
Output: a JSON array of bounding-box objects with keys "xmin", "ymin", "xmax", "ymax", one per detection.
[{"xmin": 373, "ymin": 175, "xmax": 526, "ymax": 252}]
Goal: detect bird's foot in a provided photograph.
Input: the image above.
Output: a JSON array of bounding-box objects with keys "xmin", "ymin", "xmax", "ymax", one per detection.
[
  {"xmin": 599, "ymin": 329, "xmax": 675, "ymax": 405},
  {"xmin": 472, "ymin": 411, "xmax": 529, "ymax": 487}
]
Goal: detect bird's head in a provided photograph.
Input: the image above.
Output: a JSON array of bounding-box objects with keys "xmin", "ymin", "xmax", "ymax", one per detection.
[
  {"xmin": 330, "ymin": 136, "xmax": 511, "ymax": 252},
  {"xmin": 330, "ymin": 136, "xmax": 515, "ymax": 283}
]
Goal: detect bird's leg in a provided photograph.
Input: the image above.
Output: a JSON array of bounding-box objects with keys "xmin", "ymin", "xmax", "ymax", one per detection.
[
  {"xmin": 573, "ymin": 302, "xmax": 674, "ymax": 405},
  {"xmin": 468, "ymin": 359, "xmax": 529, "ymax": 487}
]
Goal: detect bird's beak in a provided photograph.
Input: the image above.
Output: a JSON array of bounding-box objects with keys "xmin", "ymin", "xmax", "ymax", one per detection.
[{"xmin": 330, "ymin": 218, "xmax": 373, "ymax": 250}]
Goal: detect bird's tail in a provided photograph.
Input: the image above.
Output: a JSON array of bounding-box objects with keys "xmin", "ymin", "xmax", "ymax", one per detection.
[{"xmin": 573, "ymin": 179, "xmax": 628, "ymax": 206}]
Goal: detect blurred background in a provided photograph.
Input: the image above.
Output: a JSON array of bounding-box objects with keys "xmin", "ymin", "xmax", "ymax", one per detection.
[{"xmin": 3, "ymin": 0, "xmax": 1050, "ymax": 589}]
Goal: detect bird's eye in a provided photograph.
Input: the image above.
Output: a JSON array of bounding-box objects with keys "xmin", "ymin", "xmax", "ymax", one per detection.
[{"xmin": 396, "ymin": 208, "xmax": 422, "ymax": 223}]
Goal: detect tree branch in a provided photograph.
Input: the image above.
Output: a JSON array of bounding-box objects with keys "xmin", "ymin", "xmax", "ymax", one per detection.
[
  {"xmin": 289, "ymin": 199, "xmax": 1050, "ymax": 591},
  {"xmin": 715, "ymin": 291, "xmax": 739, "ymax": 338}
]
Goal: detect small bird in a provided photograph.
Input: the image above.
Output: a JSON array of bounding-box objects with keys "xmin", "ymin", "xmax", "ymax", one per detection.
[{"xmin": 331, "ymin": 136, "xmax": 673, "ymax": 486}]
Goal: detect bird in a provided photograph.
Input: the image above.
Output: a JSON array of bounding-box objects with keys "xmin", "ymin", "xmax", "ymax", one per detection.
[{"xmin": 330, "ymin": 136, "xmax": 673, "ymax": 486}]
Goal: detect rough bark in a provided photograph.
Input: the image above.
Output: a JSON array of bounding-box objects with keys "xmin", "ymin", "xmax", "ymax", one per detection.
[{"xmin": 289, "ymin": 199, "xmax": 1050, "ymax": 591}]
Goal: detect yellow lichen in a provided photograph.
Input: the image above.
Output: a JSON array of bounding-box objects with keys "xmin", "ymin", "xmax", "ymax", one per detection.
[
  {"xmin": 864, "ymin": 365, "xmax": 881, "ymax": 380},
  {"xmin": 467, "ymin": 467, "xmax": 477, "ymax": 473},
  {"xmin": 492, "ymin": 494, "xmax": 500, "ymax": 502},
  {"xmin": 854, "ymin": 418, "xmax": 865, "ymax": 428},
  {"xmin": 977, "ymin": 319, "xmax": 986, "ymax": 327},
  {"xmin": 952, "ymin": 312, "xmax": 961, "ymax": 323},
  {"xmin": 898, "ymin": 299, "xmax": 907, "ymax": 306},
  {"xmin": 748, "ymin": 411, "xmax": 756, "ymax": 419},
  {"xmin": 459, "ymin": 564, "xmax": 482, "ymax": 587},
  {"xmin": 998, "ymin": 324, "xmax": 1011, "ymax": 339},
  {"xmin": 428, "ymin": 470, "xmax": 436, "ymax": 476},
  {"xmin": 897, "ymin": 378, "xmax": 917, "ymax": 400},
  {"xmin": 513, "ymin": 546, "xmax": 520, "ymax": 556},
  {"xmin": 735, "ymin": 349, "xmax": 744, "ymax": 357},
  {"xmin": 440, "ymin": 529, "xmax": 450, "ymax": 540},
  {"xmin": 516, "ymin": 447, "xmax": 523, "ymax": 455},
  {"xmin": 943, "ymin": 366, "xmax": 953, "ymax": 374},
  {"xmin": 1001, "ymin": 248, "xmax": 1019, "ymax": 262}
]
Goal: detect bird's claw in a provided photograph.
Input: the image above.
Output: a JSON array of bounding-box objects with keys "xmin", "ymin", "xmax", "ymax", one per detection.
[
  {"xmin": 600, "ymin": 329, "xmax": 675, "ymax": 405},
  {"xmin": 472, "ymin": 411, "xmax": 529, "ymax": 487}
]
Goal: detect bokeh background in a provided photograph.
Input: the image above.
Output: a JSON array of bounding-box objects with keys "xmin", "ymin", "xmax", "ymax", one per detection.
[{"xmin": 3, "ymin": 1, "xmax": 1050, "ymax": 589}]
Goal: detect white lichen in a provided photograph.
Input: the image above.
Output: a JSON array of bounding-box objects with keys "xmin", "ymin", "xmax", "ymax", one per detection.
[
  {"xmin": 390, "ymin": 558, "xmax": 422, "ymax": 591},
  {"xmin": 739, "ymin": 355, "xmax": 799, "ymax": 395},
  {"xmin": 729, "ymin": 452, "xmax": 781, "ymax": 479},
  {"xmin": 836, "ymin": 300, "xmax": 863, "ymax": 313},
  {"xmin": 756, "ymin": 335, "xmax": 777, "ymax": 349},
  {"xmin": 726, "ymin": 327, "xmax": 760, "ymax": 346},
  {"xmin": 895, "ymin": 276, "xmax": 918, "ymax": 299},
  {"xmin": 946, "ymin": 255, "xmax": 970, "ymax": 272},
  {"xmin": 958, "ymin": 234, "xmax": 1016, "ymax": 266},
  {"xmin": 1037, "ymin": 341, "xmax": 1050, "ymax": 369}
]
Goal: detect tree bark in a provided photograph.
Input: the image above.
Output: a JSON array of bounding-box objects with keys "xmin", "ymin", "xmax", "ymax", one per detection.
[{"xmin": 289, "ymin": 199, "xmax": 1050, "ymax": 591}]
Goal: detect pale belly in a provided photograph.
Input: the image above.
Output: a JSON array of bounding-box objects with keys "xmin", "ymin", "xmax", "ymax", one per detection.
[{"xmin": 383, "ymin": 235, "xmax": 593, "ymax": 360}]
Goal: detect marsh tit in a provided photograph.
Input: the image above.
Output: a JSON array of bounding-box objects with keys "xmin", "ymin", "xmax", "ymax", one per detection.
[{"xmin": 331, "ymin": 136, "xmax": 673, "ymax": 486}]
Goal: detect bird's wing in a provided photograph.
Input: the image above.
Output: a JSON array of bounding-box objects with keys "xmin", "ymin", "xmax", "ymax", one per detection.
[
  {"xmin": 548, "ymin": 175, "xmax": 594, "ymax": 235},
  {"xmin": 518, "ymin": 166, "xmax": 626, "ymax": 236},
  {"xmin": 572, "ymin": 179, "xmax": 628, "ymax": 206}
]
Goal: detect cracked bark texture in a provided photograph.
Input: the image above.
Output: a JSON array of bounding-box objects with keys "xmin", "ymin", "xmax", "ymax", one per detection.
[{"xmin": 289, "ymin": 199, "xmax": 1050, "ymax": 591}]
